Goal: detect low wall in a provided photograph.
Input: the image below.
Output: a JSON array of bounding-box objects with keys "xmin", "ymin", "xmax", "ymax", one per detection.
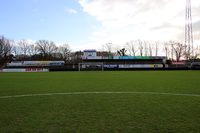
[{"xmin": 1, "ymin": 68, "xmax": 49, "ymax": 72}]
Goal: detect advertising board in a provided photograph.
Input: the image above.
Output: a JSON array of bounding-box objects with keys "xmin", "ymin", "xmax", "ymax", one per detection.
[
  {"xmin": 7, "ymin": 61, "xmax": 65, "ymax": 66},
  {"xmin": 118, "ymin": 64, "xmax": 163, "ymax": 68},
  {"xmin": 104, "ymin": 65, "xmax": 118, "ymax": 68},
  {"xmin": 2, "ymin": 68, "xmax": 49, "ymax": 72}
]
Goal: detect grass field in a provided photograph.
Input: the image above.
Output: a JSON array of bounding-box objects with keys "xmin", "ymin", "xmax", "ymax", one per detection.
[{"xmin": 0, "ymin": 71, "xmax": 200, "ymax": 132}]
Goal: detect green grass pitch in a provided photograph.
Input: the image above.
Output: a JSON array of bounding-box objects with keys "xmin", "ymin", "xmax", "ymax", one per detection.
[{"xmin": 0, "ymin": 71, "xmax": 200, "ymax": 132}]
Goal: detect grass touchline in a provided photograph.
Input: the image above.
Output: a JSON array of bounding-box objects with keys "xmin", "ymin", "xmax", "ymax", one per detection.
[{"xmin": 1, "ymin": 91, "xmax": 200, "ymax": 99}]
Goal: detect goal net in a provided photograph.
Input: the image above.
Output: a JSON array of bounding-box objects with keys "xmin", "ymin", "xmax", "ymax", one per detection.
[{"xmin": 78, "ymin": 62, "xmax": 104, "ymax": 71}]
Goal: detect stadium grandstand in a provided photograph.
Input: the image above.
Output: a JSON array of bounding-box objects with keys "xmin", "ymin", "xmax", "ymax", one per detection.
[
  {"xmin": 79, "ymin": 50, "xmax": 167, "ymax": 71},
  {"xmin": 1, "ymin": 50, "xmax": 200, "ymax": 72},
  {"xmin": 2, "ymin": 61, "xmax": 65, "ymax": 72}
]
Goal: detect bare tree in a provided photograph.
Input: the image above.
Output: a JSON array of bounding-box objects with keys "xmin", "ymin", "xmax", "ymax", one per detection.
[
  {"xmin": 138, "ymin": 40, "xmax": 144, "ymax": 56},
  {"xmin": 125, "ymin": 41, "xmax": 138, "ymax": 56},
  {"xmin": 126, "ymin": 40, "xmax": 164, "ymax": 57},
  {"xmin": 184, "ymin": 45, "xmax": 193, "ymax": 60},
  {"xmin": 154, "ymin": 41, "xmax": 159, "ymax": 56},
  {"xmin": 163, "ymin": 42, "xmax": 170, "ymax": 59},
  {"xmin": 18, "ymin": 39, "xmax": 30, "ymax": 56},
  {"xmin": 11, "ymin": 45, "xmax": 18, "ymax": 56},
  {"xmin": 28, "ymin": 44, "xmax": 37, "ymax": 56},
  {"xmin": 35, "ymin": 40, "xmax": 57, "ymax": 58},
  {"xmin": 144, "ymin": 41, "xmax": 148, "ymax": 56},
  {"xmin": 103, "ymin": 43, "xmax": 113, "ymax": 53},
  {"xmin": 193, "ymin": 45, "xmax": 200, "ymax": 59},
  {"xmin": 0, "ymin": 36, "xmax": 12, "ymax": 59},
  {"xmin": 148, "ymin": 43, "xmax": 153, "ymax": 56},
  {"xmin": 117, "ymin": 48, "xmax": 127, "ymax": 56},
  {"xmin": 47, "ymin": 41, "xmax": 57, "ymax": 56},
  {"xmin": 58, "ymin": 44, "xmax": 71, "ymax": 62},
  {"xmin": 164, "ymin": 41, "xmax": 175, "ymax": 60},
  {"xmin": 71, "ymin": 51, "xmax": 82, "ymax": 63},
  {"xmin": 35, "ymin": 40, "xmax": 48, "ymax": 56},
  {"xmin": 170, "ymin": 41, "xmax": 185, "ymax": 61},
  {"xmin": 0, "ymin": 36, "xmax": 12, "ymax": 67}
]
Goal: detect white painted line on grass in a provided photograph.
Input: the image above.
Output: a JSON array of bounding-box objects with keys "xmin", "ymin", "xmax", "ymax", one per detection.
[{"xmin": 0, "ymin": 91, "xmax": 200, "ymax": 99}]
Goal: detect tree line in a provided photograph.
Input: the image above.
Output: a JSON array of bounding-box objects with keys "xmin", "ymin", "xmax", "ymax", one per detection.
[
  {"xmin": 103, "ymin": 40, "xmax": 200, "ymax": 61},
  {"xmin": 0, "ymin": 36, "xmax": 72, "ymax": 64},
  {"xmin": 1, "ymin": 35, "xmax": 200, "ymax": 66}
]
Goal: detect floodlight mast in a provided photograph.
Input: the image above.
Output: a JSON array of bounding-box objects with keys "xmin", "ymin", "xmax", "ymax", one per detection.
[{"xmin": 185, "ymin": 0, "xmax": 194, "ymax": 59}]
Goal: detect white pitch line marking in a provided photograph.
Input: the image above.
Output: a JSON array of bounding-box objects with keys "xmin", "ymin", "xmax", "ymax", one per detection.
[{"xmin": 0, "ymin": 91, "xmax": 200, "ymax": 99}]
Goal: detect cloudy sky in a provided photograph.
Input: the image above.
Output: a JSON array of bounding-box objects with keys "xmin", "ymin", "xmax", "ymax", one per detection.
[{"xmin": 0, "ymin": 0, "xmax": 200, "ymax": 50}]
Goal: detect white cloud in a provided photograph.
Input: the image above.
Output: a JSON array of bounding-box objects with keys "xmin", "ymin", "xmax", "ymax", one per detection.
[
  {"xmin": 78, "ymin": 0, "xmax": 200, "ymax": 48},
  {"xmin": 65, "ymin": 8, "xmax": 78, "ymax": 14}
]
